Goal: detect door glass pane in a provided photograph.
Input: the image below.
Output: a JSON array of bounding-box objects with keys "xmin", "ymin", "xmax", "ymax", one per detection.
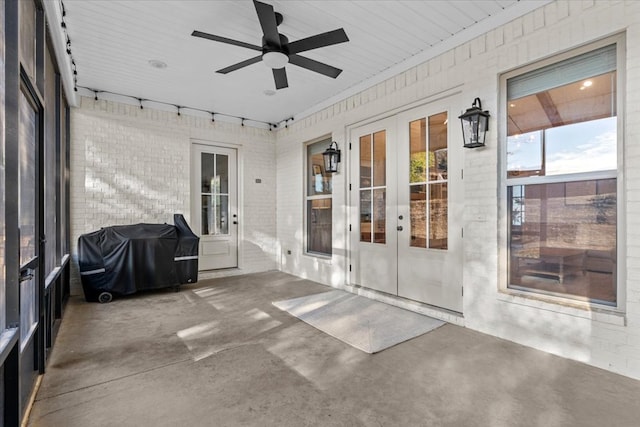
[
  {"xmin": 360, "ymin": 190, "xmax": 371, "ymax": 243},
  {"xmin": 216, "ymin": 195, "xmax": 229, "ymax": 235},
  {"xmin": 216, "ymin": 154, "xmax": 229, "ymax": 194},
  {"xmin": 373, "ymin": 131, "xmax": 386, "ymax": 187},
  {"xmin": 373, "ymin": 189, "xmax": 386, "ymax": 244},
  {"xmin": 410, "ymin": 185, "xmax": 427, "ymax": 248},
  {"xmin": 429, "ymin": 183, "xmax": 448, "ymax": 249},
  {"xmin": 201, "ymin": 153, "xmax": 214, "ymax": 193},
  {"xmin": 360, "ymin": 134, "xmax": 371, "ymax": 187},
  {"xmin": 409, "ymin": 119, "xmax": 426, "ymax": 183},
  {"xmin": 508, "ymin": 179, "xmax": 616, "ymax": 305},
  {"xmin": 201, "ymin": 195, "xmax": 211, "ymax": 235},
  {"xmin": 429, "ymin": 112, "xmax": 448, "ymax": 181}
]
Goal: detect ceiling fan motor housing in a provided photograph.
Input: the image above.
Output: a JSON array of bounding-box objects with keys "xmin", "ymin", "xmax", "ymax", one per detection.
[{"xmin": 262, "ymin": 34, "xmax": 289, "ymax": 55}]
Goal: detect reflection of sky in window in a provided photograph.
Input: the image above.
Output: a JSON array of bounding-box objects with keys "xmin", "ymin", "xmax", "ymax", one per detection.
[
  {"xmin": 546, "ymin": 116, "xmax": 616, "ymax": 175},
  {"xmin": 507, "ymin": 131, "xmax": 542, "ymax": 172}
]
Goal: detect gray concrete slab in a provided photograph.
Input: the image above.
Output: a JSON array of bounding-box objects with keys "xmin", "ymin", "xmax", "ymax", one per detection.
[{"xmin": 28, "ymin": 271, "xmax": 640, "ymax": 426}]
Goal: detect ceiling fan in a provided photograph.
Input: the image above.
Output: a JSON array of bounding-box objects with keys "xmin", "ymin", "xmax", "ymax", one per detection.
[{"xmin": 192, "ymin": 0, "xmax": 349, "ymax": 90}]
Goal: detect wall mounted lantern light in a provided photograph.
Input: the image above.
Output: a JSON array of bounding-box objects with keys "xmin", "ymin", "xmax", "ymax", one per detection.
[
  {"xmin": 458, "ymin": 97, "xmax": 490, "ymax": 148},
  {"xmin": 323, "ymin": 141, "xmax": 341, "ymax": 173}
]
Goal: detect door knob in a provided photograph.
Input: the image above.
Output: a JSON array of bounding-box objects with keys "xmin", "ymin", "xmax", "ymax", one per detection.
[{"xmin": 397, "ymin": 226, "xmax": 403, "ymax": 231}]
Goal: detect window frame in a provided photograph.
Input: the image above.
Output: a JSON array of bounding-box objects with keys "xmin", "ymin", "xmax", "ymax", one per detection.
[
  {"xmin": 498, "ymin": 35, "xmax": 626, "ymax": 311},
  {"xmin": 304, "ymin": 136, "xmax": 334, "ymax": 258}
]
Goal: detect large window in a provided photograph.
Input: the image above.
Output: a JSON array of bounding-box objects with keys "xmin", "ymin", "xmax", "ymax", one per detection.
[
  {"xmin": 306, "ymin": 139, "xmax": 333, "ymax": 256},
  {"xmin": 505, "ymin": 41, "xmax": 619, "ymax": 306}
]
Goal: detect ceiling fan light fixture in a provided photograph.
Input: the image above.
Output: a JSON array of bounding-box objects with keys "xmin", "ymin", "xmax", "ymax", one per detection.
[{"xmin": 262, "ymin": 51, "xmax": 289, "ymax": 69}]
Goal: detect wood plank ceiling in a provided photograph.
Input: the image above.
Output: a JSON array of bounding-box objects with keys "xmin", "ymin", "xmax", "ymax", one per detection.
[{"xmin": 61, "ymin": 0, "xmax": 547, "ymax": 125}]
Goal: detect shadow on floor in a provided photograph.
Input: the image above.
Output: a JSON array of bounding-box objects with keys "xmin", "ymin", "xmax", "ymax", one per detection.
[{"xmin": 28, "ymin": 271, "xmax": 640, "ymax": 427}]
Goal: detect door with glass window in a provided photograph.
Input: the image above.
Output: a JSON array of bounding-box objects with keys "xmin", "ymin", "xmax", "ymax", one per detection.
[
  {"xmin": 351, "ymin": 118, "xmax": 398, "ymax": 294},
  {"xmin": 350, "ymin": 105, "xmax": 463, "ymax": 312},
  {"xmin": 396, "ymin": 107, "xmax": 462, "ymax": 311},
  {"xmin": 191, "ymin": 144, "xmax": 238, "ymax": 270}
]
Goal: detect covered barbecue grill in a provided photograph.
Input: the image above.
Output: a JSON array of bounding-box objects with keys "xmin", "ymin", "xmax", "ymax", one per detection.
[{"xmin": 78, "ymin": 214, "xmax": 199, "ymax": 303}]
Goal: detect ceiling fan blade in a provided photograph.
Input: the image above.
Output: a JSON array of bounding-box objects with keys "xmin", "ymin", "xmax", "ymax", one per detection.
[
  {"xmin": 192, "ymin": 30, "xmax": 262, "ymax": 51},
  {"xmin": 217, "ymin": 55, "xmax": 263, "ymax": 74},
  {"xmin": 287, "ymin": 29, "xmax": 349, "ymax": 54},
  {"xmin": 273, "ymin": 68, "xmax": 288, "ymax": 89},
  {"xmin": 253, "ymin": 0, "xmax": 281, "ymax": 48},
  {"xmin": 289, "ymin": 54, "xmax": 342, "ymax": 79}
]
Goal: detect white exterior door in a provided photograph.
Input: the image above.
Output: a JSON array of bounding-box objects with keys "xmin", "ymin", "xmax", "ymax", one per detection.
[
  {"xmin": 396, "ymin": 106, "xmax": 463, "ymax": 312},
  {"xmin": 350, "ymin": 103, "xmax": 463, "ymax": 312},
  {"xmin": 191, "ymin": 144, "xmax": 238, "ymax": 270},
  {"xmin": 350, "ymin": 118, "xmax": 398, "ymax": 295}
]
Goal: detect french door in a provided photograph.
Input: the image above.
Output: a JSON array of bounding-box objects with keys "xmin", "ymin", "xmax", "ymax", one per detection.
[
  {"xmin": 350, "ymin": 103, "xmax": 463, "ymax": 312},
  {"xmin": 191, "ymin": 144, "xmax": 238, "ymax": 270}
]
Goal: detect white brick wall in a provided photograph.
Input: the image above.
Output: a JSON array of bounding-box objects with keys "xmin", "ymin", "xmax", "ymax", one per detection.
[
  {"xmin": 70, "ymin": 97, "xmax": 277, "ymax": 293},
  {"xmin": 275, "ymin": 0, "xmax": 640, "ymax": 379}
]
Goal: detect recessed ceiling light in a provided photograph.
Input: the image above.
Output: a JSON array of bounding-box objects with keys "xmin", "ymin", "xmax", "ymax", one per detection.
[
  {"xmin": 263, "ymin": 89, "xmax": 276, "ymax": 96},
  {"xmin": 509, "ymin": 103, "xmax": 516, "ymax": 108},
  {"xmin": 583, "ymin": 80, "xmax": 593, "ymax": 87},
  {"xmin": 148, "ymin": 59, "xmax": 167, "ymax": 69}
]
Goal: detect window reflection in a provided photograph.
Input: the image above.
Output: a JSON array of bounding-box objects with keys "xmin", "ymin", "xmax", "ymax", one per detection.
[
  {"xmin": 409, "ymin": 113, "xmax": 448, "ymax": 249},
  {"xmin": 360, "ymin": 131, "xmax": 387, "ymax": 244},
  {"xmin": 508, "ymin": 179, "xmax": 616, "ymax": 305},
  {"xmin": 306, "ymin": 140, "xmax": 333, "ymax": 255},
  {"xmin": 201, "ymin": 153, "xmax": 229, "ymax": 236}
]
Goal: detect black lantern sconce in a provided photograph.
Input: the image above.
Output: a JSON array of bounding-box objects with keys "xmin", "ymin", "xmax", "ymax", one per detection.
[
  {"xmin": 323, "ymin": 141, "xmax": 341, "ymax": 173},
  {"xmin": 458, "ymin": 97, "xmax": 490, "ymax": 148}
]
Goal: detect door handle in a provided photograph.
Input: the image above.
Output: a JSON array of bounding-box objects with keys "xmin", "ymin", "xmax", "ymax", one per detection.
[{"xmin": 397, "ymin": 226, "xmax": 403, "ymax": 231}]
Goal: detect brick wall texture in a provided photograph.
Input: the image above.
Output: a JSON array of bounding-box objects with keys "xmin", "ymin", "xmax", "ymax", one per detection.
[{"xmin": 70, "ymin": 98, "xmax": 278, "ymax": 292}]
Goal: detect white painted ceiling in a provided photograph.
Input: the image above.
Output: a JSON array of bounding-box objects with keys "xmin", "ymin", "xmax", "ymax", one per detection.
[{"xmin": 59, "ymin": 0, "xmax": 548, "ymax": 126}]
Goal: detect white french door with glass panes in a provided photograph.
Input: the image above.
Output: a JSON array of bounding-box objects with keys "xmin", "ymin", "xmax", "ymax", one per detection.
[
  {"xmin": 350, "ymin": 103, "xmax": 463, "ymax": 312},
  {"xmin": 191, "ymin": 144, "xmax": 238, "ymax": 270}
]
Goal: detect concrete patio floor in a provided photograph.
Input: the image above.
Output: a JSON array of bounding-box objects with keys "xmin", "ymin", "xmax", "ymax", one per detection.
[{"xmin": 28, "ymin": 271, "xmax": 640, "ymax": 426}]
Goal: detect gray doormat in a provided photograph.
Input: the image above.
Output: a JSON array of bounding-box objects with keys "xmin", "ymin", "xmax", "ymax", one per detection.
[{"xmin": 273, "ymin": 290, "xmax": 445, "ymax": 353}]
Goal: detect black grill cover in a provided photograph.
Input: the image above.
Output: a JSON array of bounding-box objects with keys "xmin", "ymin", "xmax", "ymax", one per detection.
[{"xmin": 78, "ymin": 214, "xmax": 199, "ymax": 301}]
